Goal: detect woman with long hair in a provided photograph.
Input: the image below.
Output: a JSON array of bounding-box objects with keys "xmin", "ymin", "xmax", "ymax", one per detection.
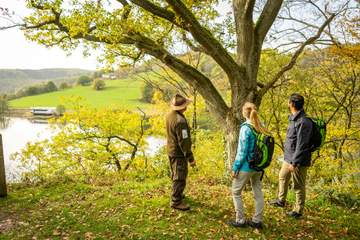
[{"xmin": 228, "ymin": 102, "xmax": 267, "ymax": 229}]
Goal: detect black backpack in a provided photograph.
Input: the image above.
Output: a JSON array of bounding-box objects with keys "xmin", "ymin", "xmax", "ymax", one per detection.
[
  {"xmin": 308, "ymin": 118, "xmax": 326, "ymax": 152},
  {"xmin": 244, "ymin": 124, "xmax": 275, "ymax": 176}
]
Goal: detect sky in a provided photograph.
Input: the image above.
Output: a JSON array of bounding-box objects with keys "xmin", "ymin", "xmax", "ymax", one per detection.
[
  {"xmin": 0, "ymin": 0, "xmax": 99, "ymax": 70},
  {"xmin": 0, "ymin": 0, "xmax": 233, "ymax": 71},
  {"xmin": 0, "ymin": 0, "xmax": 279, "ymax": 71},
  {"xmin": 0, "ymin": 0, "xmax": 345, "ymax": 71}
]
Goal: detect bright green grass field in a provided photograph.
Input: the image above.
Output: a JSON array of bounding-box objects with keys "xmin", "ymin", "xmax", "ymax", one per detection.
[{"xmin": 9, "ymin": 78, "xmax": 150, "ymax": 110}]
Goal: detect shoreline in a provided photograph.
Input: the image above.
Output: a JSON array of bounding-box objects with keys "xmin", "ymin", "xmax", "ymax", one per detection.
[
  {"xmin": 4, "ymin": 108, "xmax": 58, "ymax": 120},
  {"xmin": 5, "ymin": 108, "xmax": 31, "ymax": 118}
]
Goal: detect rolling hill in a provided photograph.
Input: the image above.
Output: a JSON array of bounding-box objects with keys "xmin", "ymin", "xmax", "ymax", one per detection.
[
  {"xmin": 9, "ymin": 78, "xmax": 150, "ymax": 110},
  {"xmin": 0, "ymin": 68, "xmax": 93, "ymax": 93}
]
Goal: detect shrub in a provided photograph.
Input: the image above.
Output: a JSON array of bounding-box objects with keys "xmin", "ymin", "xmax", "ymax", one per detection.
[
  {"xmin": 92, "ymin": 79, "xmax": 106, "ymax": 91},
  {"xmin": 141, "ymin": 81, "xmax": 154, "ymax": 103},
  {"xmin": 77, "ymin": 75, "xmax": 92, "ymax": 86},
  {"xmin": 56, "ymin": 105, "xmax": 66, "ymax": 116},
  {"xmin": 59, "ymin": 82, "xmax": 71, "ymax": 90}
]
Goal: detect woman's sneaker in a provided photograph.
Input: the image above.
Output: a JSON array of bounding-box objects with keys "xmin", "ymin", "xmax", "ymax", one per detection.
[
  {"xmin": 287, "ymin": 211, "xmax": 302, "ymax": 219},
  {"xmin": 248, "ymin": 220, "xmax": 263, "ymax": 229},
  {"xmin": 269, "ymin": 199, "xmax": 285, "ymax": 208},
  {"xmin": 227, "ymin": 220, "xmax": 248, "ymax": 228}
]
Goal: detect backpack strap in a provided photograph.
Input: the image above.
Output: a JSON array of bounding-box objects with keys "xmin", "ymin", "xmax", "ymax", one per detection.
[{"xmin": 242, "ymin": 122, "xmax": 257, "ymax": 135}]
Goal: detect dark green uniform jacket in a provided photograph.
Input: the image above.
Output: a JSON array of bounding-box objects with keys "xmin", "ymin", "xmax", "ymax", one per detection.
[{"xmin": 166, "ymin": 110, "xmax": 194, "ymax": 162}]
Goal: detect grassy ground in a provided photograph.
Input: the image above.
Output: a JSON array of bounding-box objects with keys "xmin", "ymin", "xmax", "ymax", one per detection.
[
  {"xmin": 0, "ymin": 175, "xmax": 359, "ymax": 240},
  {"xmin": 9, "ymin": 78, "xmax": 150, "ymax": 110}
]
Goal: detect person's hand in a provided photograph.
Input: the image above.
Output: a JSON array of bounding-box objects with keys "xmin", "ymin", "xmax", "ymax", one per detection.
[
  {"xmin": 190, "ymin": 160, "xmax": 196, "ymax": 167},
  {"xmin": 231, "ymin": 171, "xmax": 238, "ymax": 179},
  {"xmin": 288, "ymin": 164, "xmax": 296, "ymax": 172}
]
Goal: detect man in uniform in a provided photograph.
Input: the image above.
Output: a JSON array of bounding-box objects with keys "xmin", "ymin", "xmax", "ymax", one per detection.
[{"xmin": 166, "ymin": 94, "xmax": 196, "ymax": 211}]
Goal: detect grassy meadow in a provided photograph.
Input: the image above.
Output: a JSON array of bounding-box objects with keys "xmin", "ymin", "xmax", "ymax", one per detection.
[
  {"xmin": 9, "ymin": 78, "xmax": 150, "ymax": 110},
  {"xmin": 0, "ymin": 175, "xmax": 359, "ymax": 239}
]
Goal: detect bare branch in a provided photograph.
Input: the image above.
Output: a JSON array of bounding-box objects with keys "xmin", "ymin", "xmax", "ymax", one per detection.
[
  {"xmin": 255, "ymin": 0, "xmax": 284, "ymax": 44},
  {"xmin": 181, "ymin": 32, "xmax": 207, "ymax": 53},
  {"xmin": 259, "ymin": 13, "xmax": 336, "ymax": 96}
]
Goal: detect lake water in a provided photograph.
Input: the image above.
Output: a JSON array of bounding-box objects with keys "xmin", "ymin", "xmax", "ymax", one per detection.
[{"xmin": 0, "ymin": 117, "xmax": 165, "ymax": 182}]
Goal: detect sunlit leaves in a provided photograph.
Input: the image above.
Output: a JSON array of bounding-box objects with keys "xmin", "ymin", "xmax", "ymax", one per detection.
[{"xmin": 12, "ymin": 97, "xmax": 148, "ymax": 182}]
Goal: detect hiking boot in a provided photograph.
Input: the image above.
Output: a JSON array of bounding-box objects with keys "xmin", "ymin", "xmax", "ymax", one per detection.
[
  {"xmin": 269, "ymin": 199, "xmax": 285, "ymax": 208},
  {"xmin": 287, "ymin": 211, "xmax": 302, "ymax": 219},
  {"xmin": 248, "ymin": 220, "xmax": 263, "ymax": 229},
  {"xmin": 171, "ymin": 202, "xmax": 190, "ymax": 211},
  {"xmin": 227, "ymin": 220, "xmax": 248, "ymax": 228}
]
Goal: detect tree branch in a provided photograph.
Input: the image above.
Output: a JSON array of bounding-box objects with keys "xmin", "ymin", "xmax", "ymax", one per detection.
[
  {"xmin": 116, "ymin": 0, "xmax": 132, "ymax": 20},
  {"xmin": 163, "ymin": 0, "xmax": 244, "ymax": 87},
  {"xmin": 124, "ymin": 108, "xmax": 146, "ymax": 170},
  {"xmin": 20, "ymin": 3, "xmax": 230, "ymax": 122},
  {"xmin": 255, "ymin": 0, "xmax": 284, "ymax": 44},
  {"xmin": 233, "ymin": 0, "xmax": 256, "ymax": 65},
  {"xmin": 129, "ymin": 0, "xmax": 178, "ymax": 26},
  {"xmin": 132, "ymin": 33, "xmax": 229, "ymax": 121},
  {"xmin": 129, "ymin": 0, "xmax": 245, "ymax": 85},
  {"xmin": 258, "ymin": 13, "xmax": 336, "ymax": 96}
]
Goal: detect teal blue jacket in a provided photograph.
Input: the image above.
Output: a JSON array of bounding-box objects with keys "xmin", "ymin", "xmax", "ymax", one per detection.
[{"xmin": 232, "ymin": 121, "xmax": 256, "ymax": 173}]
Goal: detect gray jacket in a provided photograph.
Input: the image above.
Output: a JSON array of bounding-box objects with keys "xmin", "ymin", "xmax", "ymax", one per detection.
[{"xmin": 284, "ymin": 110, "xmax": 313, "ymax": 167}]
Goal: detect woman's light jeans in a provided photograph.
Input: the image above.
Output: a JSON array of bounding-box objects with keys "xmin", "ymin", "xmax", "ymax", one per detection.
[{"xmin": 232, "ymin": 171, "xmax": 264, "ymax": 223}]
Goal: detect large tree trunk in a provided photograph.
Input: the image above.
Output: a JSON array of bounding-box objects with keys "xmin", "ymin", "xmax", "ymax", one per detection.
[{"xmin": 225, "ymin": 112, "xmax": 241, "ymax": 173}]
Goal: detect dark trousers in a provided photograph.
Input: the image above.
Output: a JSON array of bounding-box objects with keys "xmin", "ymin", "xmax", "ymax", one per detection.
[{"xmin": 169, "ymin": 156, "xmax": 188, "ymax": 205}]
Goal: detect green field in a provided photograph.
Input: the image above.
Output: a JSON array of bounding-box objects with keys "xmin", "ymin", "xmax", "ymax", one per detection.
[{"xmin": 9, "ymin": 78, "xmax": 150, "ymax": 110}]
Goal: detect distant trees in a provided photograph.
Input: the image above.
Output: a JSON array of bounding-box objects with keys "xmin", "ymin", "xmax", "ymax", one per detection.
[
  {"xmin": 77, "ymin": 76, "xmax": 92, "ymax": 86},
  {"xmin": 141, "ymin": 82, "xmax": 154, "ymax": 103},
  {"xmin": 92, "ymin": 79, "xmax": 106, "ymax": 91},
  {"xmin": 59, "ymin": 82, "xmax": 71, "ymax": 90},
  {"xmin": 45, "ymin": 81, "xmax": 57, "ymax": 92},
  {"xmin": 15, "ymin": 81, "xmax": 58, "ymax": 98},
  {"xmin": 140, "ymin": 80, "xmax": 174, "ymax": 103}
]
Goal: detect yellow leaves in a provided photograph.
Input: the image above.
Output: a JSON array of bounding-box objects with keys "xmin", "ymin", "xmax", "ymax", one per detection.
[
  {"xmin": 328, "ymin": 44, "xmax": 360, "ymax": 62},
  {"xmin": 152, "ymin": 90, "xmax": 165, "ymax": 104},
  {"xmin": 14, "ymin": 98, "xmax": 149, "ymax": 181}
]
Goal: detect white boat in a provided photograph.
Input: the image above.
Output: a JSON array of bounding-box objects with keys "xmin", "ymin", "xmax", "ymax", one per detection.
[{"xmin": 31, "ymin": 107, "xmax": 57, "ymax": 116}]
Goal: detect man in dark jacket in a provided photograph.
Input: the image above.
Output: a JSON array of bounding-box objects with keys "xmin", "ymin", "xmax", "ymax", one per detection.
[
  {"xmin": 166, "ymin": 94, "xmax": 196, "ymax": 211},
  {"xmin": 270, "ymin": 93, "xmax": 313, "ymax": 218}
]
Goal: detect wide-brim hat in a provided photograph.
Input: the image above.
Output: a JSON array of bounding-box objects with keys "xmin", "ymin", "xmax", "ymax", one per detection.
[{"xmin": 170, "ymin": 94, "xmax": 192, "ymax": 111}]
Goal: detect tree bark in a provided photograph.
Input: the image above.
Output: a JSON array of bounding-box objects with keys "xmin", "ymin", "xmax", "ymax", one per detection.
[
  {"xmin": 224, "ymin": 111, "xmax": 241, "ymax": 172},
  {"xmin": 0, "ymin": 134, "xmax": 7, "ymax": 197}
]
